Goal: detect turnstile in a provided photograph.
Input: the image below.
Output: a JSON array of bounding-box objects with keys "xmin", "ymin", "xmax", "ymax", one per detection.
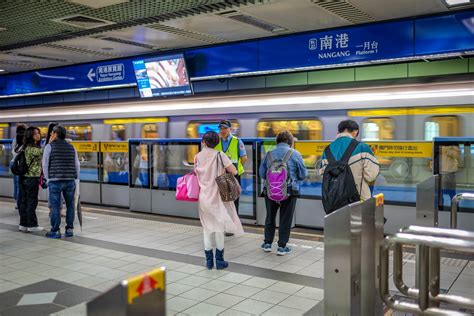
[{"xmin": 324, "ymin": 194, "xmax": 385, "ymax": 316}]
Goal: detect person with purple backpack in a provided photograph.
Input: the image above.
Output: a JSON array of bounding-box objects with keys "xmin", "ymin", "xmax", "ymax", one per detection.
[{"xmin": 259, "ymin": 131, "xmax": 307, "ymax": 256}]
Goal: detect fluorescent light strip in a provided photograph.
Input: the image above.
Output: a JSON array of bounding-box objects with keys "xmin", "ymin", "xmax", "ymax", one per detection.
[{"xmin": 1, "ymin": 85, "xmax": 472, "ymax": 119}]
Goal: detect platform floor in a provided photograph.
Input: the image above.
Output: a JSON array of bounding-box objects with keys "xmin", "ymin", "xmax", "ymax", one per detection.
[{"xmin": 0, "ymin": 200, "xmax": 472, "ymax": 315}]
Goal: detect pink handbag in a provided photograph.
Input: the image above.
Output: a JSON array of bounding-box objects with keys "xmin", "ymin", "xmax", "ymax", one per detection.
[{"xmin": 176, "ymin": 172, "xmax": 200, "ymax": 202}]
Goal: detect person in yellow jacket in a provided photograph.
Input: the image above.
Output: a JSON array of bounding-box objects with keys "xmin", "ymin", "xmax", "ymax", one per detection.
[{"xmin": 216, "ymin": 120, "xmax": 247, "ymax": 236}]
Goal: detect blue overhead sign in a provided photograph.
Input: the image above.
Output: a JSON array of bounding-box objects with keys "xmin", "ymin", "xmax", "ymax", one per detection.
[
  {"xmin": 415, "ymin": 11, "xmax": 474, "ymax": 55},
  {"xmin": 0, "ymin": 59, "xmax": 136, "ymax": 96},
  {"xmin": 258, "ymin": 20, "xmax": 414, "ymax": 71},
  {"xmin": 0, "ymin": 10, "xmax": 473, "ymax": 98}
]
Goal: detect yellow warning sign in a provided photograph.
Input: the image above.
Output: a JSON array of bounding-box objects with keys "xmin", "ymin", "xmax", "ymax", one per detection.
[
  {"xmin": 100, "ymin": 142, "xmax": 128, "ymax": 153},
  {"xmin": 367, "ymin": 142, "xmax": 432, "ymax": 158},
  {"xmin": 295, "ymin": 142, "xmax": 330, "ymax": 156},
  {"xmin": 375, "ymin": 194, "xmax": 384, "ymax": 206},
  {"xmin": 127, "ymin": 267, "xmax": 165, "ymax": 304},
  {"xmin": 72, "ymin": 142, "xmax": 99, "ymax": 153}
]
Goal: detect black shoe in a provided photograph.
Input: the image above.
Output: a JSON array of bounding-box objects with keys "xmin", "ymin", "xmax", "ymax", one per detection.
[{"xmin": 225, "ymin": 232, "xmax": 234, "ymax": 237}]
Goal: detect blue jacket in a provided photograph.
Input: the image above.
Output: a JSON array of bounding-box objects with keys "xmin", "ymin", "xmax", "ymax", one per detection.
[{"xmin": 259, "ymin": 143, "xmax": 308, "ymax": 192}]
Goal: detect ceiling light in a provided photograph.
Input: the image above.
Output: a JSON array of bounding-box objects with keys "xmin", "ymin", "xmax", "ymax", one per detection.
[
  {"xmin": 443, "ymin": 0, "xmax": 472, "ymax": 7},
  {"xmin": 0, "ymin": 69, "xmax": 5, "ymax": 72}
]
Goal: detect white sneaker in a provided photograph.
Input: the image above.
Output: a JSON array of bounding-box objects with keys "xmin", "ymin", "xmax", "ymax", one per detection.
[
  {"xmin": 18, "ymin": 225, "xmax": 27, "ymax": 232},
  {"xmin": 27, "ymin": 226, "xmax": 44, "ymax": 232}
]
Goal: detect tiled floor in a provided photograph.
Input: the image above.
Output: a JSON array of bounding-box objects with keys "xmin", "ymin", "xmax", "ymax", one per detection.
[
  {"xmin": 0, "ymin": 200, "xmax": 472, "ymax": 315},
  {"xmin": 0, "ymin": 201, "xmax": 325, "ymax": 315}
]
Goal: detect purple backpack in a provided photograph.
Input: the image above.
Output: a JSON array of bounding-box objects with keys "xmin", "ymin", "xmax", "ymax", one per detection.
[{"xmin": 265, "ymin": 149, "xmax": 294, "ymax": 202}]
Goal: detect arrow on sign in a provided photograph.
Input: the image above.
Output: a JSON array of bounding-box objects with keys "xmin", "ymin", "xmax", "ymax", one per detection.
[
  {"xmin": 136, "ymin": 275, "xmax": 157, "ymax": 297},
  {"xmin": 87, "ymin": 68, "xmax": 96, "ymax": 82}
]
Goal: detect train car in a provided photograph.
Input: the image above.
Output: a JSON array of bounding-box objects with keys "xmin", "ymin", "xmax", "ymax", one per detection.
[{"xmin": 0, "ymin": 81, "xmax": 473, "ymax": 232}]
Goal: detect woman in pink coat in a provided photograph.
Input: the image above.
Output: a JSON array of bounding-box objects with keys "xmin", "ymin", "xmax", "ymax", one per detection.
[{"xmin": 194, "ymin": 131, "xmax": 244, "ymax": 269}]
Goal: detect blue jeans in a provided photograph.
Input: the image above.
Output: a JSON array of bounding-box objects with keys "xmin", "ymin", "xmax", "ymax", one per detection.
[
  {"xmin": 13, "ymin": 175, "xmax": 21, "ymax": 207},
  {"xmin": 49, "ymin": 180, "xmax": 76, "ymax": 232}
]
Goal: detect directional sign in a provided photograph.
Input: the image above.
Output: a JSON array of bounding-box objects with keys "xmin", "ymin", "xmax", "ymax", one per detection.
[
  {"xmin": 87, "ymin": 69, "xmax": 95, "ymax": 82},
  {"xmin": 127, "ymin": 267, "xmax": 165, "ymax": 305}
]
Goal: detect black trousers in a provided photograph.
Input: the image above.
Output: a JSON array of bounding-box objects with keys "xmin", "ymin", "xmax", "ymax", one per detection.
[
  {"xmin": 264, "ymin": 196, "xmax": 297, "ymax": 248},
  {"xmin": 234, "ymin": 175, "xmax": 241, "ymax": 213},
  {"xmin": 19, "ymin": 177, "xmax": 40, "ymax": 228}
]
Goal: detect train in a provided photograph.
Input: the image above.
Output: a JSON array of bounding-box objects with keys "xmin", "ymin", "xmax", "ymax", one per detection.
[{"xmin": 0, "ymin": 80, "xmax": 472, "ymax": 233}]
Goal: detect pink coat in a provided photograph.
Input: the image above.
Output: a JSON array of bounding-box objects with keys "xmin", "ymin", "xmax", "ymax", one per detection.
[{"xmin": 194, "ymin": 148, "xmax": 244, "ymax": 236}]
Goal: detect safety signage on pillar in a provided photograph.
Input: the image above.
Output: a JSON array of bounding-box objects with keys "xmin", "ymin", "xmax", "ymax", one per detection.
[
  {"xmin": 367, "ymin": 142, "xmax": 432, "ymax": 158},
  {"xmin": 100, "ymin": 142, "xmax": 129, "ymax": 153},
  {"xmin": 295, "ymin": 142, "xmax": 330, "ymax": 156},
  {"xmin": 127, "ymin": 267, "xmax": 165, "ymax": 305},
  {"xmin": 72, "ymin": 142, "xmax": 99, "ymax": 153}
]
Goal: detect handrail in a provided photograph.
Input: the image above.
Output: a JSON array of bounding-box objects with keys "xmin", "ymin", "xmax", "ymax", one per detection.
[
  {"xmin": 451, "ymin": 193, "xmax": 474, "ymax": 229},
  {"xmin": 380, "ymin": 227, "xmax": 474, "ymax": 315}
]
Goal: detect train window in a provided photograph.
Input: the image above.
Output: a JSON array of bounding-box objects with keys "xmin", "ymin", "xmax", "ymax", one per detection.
[
  {"xmin": 257, "ymin": 119, "xmax": 322, "ymax": 140},
  {"xmin": 361, "ymin": 118, "xmax": 395, "ymax": 141},
  {"xmin": 424, "ymin": 116, "xmax": 460, "ymax": 140},
  {"xmin": 111, "ymin": 124, "xmax": 126, "ymax": 141},
  {"xmin": 142, "ymin": 124, "xmax": 159, "ymax": 138},
  {"xmin": 37, "ymin": 126, "xmax": 48, "ymax": 138},
  {"xmin": 187, "ymin": 120, "xmax": 240, "ymax": 138},
  {"xmin": 65, "ymin": 125, "xmax": 92, "ymax": 141}
]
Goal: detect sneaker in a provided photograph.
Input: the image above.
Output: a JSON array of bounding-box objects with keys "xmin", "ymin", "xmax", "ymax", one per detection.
[
  {"xmin": 261, "ymin": 243, "xmax": 272, "ymax": 252},
  {"xmin": 277, "ymin": 246, "xmax": 292, "ymax": 256},
  {"xmin": 18, "ymin": 225, "xmax": 27, "ymax": 232},
  {"xmin": 65, "ymin": 228, "xmax": 74, "ymax": 237},
  {"xmin": 27, "ymin": 226, "xmax": 44, "ymax": 232},
  {"xmin": 46, "ymin": 231, "xmax": 61, "ymax": 239}
]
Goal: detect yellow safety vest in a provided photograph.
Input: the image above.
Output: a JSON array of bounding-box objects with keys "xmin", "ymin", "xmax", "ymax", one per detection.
[{"xmin": 216, "ymin": 136, "xmax": 245, "ymax": 176}]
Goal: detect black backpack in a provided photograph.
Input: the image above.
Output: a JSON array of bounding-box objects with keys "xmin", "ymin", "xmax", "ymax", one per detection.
[
  {"xmin": 322, "ymin": 139, "xmax": 360, "ymax": 215},
  {"xmin": 10, "ymin": 149, "xmax": 30, "ymax": 176}
]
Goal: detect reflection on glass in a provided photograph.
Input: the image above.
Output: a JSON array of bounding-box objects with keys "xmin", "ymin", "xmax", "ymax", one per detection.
[
  {"xmin": 131, "ymin": 144, "xmax": 149, "ymax": 188},
  {"xmin": 239, "ymin": 144, "xmax": 254, "ymax": 217},
  {"xmin": 142, "ymin": 124, "xmax": 159, "ymax": 139},
  {"xmin": 424, "ymin": 116, "xmax": 460, "ymax": 140},
  {"xmin": 103, "ymin": 152, "xmax": 129, "ymax": 184},
  {"xmin": 361, "ymin": 118, "xmax": 394, "ymax": 141},
  {"xmin": 152, "ymin": 143, "xmax": 198, "ymax": 190},
  {"xmin": 257, "ymin": 119, "xmax": 322, "ymax": 140},
  {"xmin": 77, "ymin": 152, "xmax": 99, "ymax": 182},
  {"xmin": 187, "ymin": 121, "xmax": 240, "ymax": 138},
  {"xmin": 66, "ymin": 125, "xmax": 92, "ymax": 141},
  {"xmin": 111, "ymin": 125, "xmax": 126, "ymax": 141},
  {"xmin": 438, "ymin": 144, "xmax": 473, "ymax": 211},
  {"xmin": 0, "ymin": 142, "xmax": 12, "ymax": 177}
]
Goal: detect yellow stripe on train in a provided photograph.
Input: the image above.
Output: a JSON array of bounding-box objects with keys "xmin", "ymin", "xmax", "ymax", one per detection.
[{"xmin": 348, "ymin": 106, "xmax": 474, "ymax": 117}]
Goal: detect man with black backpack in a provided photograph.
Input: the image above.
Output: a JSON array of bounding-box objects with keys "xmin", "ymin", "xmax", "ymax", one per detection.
[
  {"xmin": 320, "ymin": 120, "xmax": 379, "ymax": 214},
  {"xmin": 259, "ymin": 131, "xmax": 307, "ymax": 256}
]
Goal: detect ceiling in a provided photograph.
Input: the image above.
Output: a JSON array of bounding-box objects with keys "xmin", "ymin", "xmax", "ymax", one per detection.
[{"xmin": 0, "ymin": 0, "xmax": 471, "ymax": 74}]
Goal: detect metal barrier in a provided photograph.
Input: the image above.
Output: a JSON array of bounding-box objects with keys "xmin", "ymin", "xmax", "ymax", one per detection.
[
  {"xmin": 416, "ymin": 175, "xmax": 440, "ymax": 227},
  {"xmin": 324, "ymin": 194, "xmax": 384, "ymax": 316},
  {"xmin": 87, "ymin": 267, "xmax": 165, "ymax": 316},
  {"xmin": 380, "ymin": 226, "xmax": 474, "ymax": 315},
  {"xmin": 451, "ymin": 193, "xmax": 474, "ymax": 229}
]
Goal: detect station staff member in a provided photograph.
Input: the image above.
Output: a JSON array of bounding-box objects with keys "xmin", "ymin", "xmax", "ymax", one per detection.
[{"xmin": 216, "ymin": 120, "xmax": 247, "ymax": 236}]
